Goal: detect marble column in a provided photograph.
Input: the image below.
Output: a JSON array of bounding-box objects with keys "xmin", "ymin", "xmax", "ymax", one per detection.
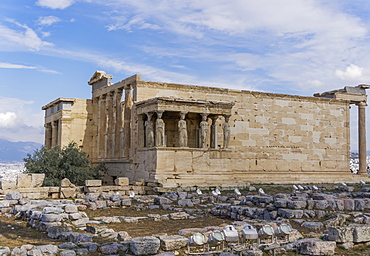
[
  {"xmin": 98, "ymin": 95, "xmax": 106, "ymax": 159},
  {"xmin": 199, "ymin": 113, "xmax": 209, "ymax": 148},
  {"xmin": 104, "ymin": 94, "xmax": 110, "ymax": 158},
  {"xmin": 106, "ymin": 91, "xmax": 114, "ymax": 158},
  {"xmin": 45, "ymin": 123, "xmax": 52, "ymax": 149},
  {"xmin": 51, "ymin": 120, "xmax": 58, "ymax": 147},
  {"xmin": 210, "ymin": 116, "xmax": 218, "ymax": 149},
  {"xmin": 57, "ymin": 119, "xmax": 62, "ymax": 147},
  {"xmin": 145, "ymin": 112, "xmax": 154, "ymax": 147},
  {"xmin": 155, "ymin": 111, "xmax": 165, "ymax": 147},
  {"xmin": 115, "ymin": 89, "xmax": 123, "ymax": 158},
  {"xmin": 178, "ymin": 112, "xmax": 188, "ymax": 147},
  {"xmin": 358, "ymin": 101, "xmax": 367, "ymax": 175},
  {"xmin": 91, "ymin": 97, "xmax": 99, "ymax": 159},
  {"xmin": 123, "ymin": 84, "xmax": 133, "ymax": 157}
]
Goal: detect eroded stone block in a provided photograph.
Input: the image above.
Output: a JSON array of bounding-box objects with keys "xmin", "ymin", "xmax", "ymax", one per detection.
[
  {"xmin": 115, "ymin": 177, "xmax": 129, "ymax": 186},
  {"xmin": 85, "ymin": 180, "xmax": 102, "ymax": 187}
]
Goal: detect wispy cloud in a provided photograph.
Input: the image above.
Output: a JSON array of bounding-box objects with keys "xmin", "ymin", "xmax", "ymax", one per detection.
[
  {"xmin": 0, "ymin": 19, "xmax": 53, "ymax": 51},
  {"xmin": 98, "ymin": 0, "xmax": 369, "ymax": 94},
  {"xmin": 0, "ymin": 62, "xmax": 36, "ymax": 69},
  {"xmin": 36, "ymin": 0, "xmax": 75, "ymax": 10},
  {"xmin": 0, "ymin": 62, "xmax": 60, "ymax": 74},
  {"xmin": 37, "ymin": 16, "xmax": 61, "ymax": 26}
]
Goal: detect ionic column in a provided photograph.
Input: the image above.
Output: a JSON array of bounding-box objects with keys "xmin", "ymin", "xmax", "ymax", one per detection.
[
  {"xmin": 45, "ymin": 123, "xmax": 52, "ymax": 149},
  {"xmin": 210, "ymin": 116, "xmax": 218, "ymax": 149},
  {"xmin": 358, "ymin": 101, "xmax": 367, "ymax": 175},
  {"xmin": 57, "ymin": 119, "xmax": 62, "ymax": 147},
  {"xmin": 104, "ymin": 93, "xmax": 111, "ymax": 158},
  {"xmin": 98, "ymin": 95, "xmax": 106, "ymax": 159},
  {"xmin": 51, "ymin": 120, "xmax": 58, "ymax": 147},
  {"xmin": 123, "ymin": 84, "xmax": 133, "ymax": 157},
  {"xmin": 106, "ymin": 91, "xmax": 114, "ymax": 158},
  {"xmin": 91, "ymin": 97, "xmax": 99, "ymax": 159},
  {"xmin": 115, "ymin": 89, "xmax": 123, "ymax": 158}
]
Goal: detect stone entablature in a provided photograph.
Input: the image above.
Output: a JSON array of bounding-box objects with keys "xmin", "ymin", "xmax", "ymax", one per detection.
[
  {"xmin": 135, "ymin": 97, "xmax": 235, "ymax": 114},
  {"xmin": 42, "ymin": 72, "xmax": 369, "ymax": 188},
  {"xmin": 135, "ymin": 97, "xmax": 234, "ymax": 149}
]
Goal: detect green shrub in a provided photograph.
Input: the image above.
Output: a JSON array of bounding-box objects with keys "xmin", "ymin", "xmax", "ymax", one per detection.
[{"xmin": 23, "ymin": 142, "xmax": 100, "ymax": 186}]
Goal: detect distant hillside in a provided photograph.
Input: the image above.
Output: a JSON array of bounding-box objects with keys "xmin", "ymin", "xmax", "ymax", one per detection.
[{"xmin": 0, "ymin": 139, "xmax": 42, "ymax": 162}]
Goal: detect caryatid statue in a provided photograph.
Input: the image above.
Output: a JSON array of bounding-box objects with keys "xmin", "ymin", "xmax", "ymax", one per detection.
[
  {"xmin": 222, "ymin": 115, "xmax": 231, "ymax": 149},
  {"xmin": 145, "ymin": 113, "xmax": 154, "ymax": 147},
  {"xmin": 200, "ymin": 113, "xmax": 209, "ymax": 148},
  {"xmin": 155, "ymin": 111, "xmax": 165, "ymax": 147},
  {"xmin": 178, "ymin": 112, "xmax": 188, "ymax": 147}
]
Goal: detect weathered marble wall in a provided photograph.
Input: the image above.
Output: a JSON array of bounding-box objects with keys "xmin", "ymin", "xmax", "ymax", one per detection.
[
  {"xmin": 43, "ymin": 73, "xmax": 352, "ymax": 188},
  {"xmin": 133, "ymin": 80, "xmax": 350, "ymax": 187}
]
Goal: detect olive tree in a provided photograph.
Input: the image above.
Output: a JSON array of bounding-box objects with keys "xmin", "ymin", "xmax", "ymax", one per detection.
[{"xmin": 23, "ymin": 142, "xmax": 101, "ymax": 186}]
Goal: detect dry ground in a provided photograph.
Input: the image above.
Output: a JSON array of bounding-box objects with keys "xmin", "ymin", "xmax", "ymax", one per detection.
[{"xmin": 0, "ymin": 183, "xmax": 370, "ymax": 255}]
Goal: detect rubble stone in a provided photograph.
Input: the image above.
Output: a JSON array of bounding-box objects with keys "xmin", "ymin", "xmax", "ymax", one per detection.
[
  {"xmin": 298, "ymin": 238, "xmax": 336, "ymax": 256},
  {"xmin": 159, "ymin": 235, "xmax": 188, "ymax": 251},
  {"xmin": 130, "ymin": 236, "xmax": 160, "ymax": 255}
]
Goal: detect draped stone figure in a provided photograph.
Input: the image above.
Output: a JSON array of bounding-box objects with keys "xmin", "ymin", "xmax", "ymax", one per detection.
[
  {"xmin": 145, "ymin": 113, "xmax": 154, "ymax": 147},
  {"xmin": 178, "ymin": 112, "xmax": 188, "ymax": 147},
  {"xmin": 200, "ymin": 113, "xmax": 209, "ymax": 148},
  {"xmin": 156, "ymin": 111, "xmax": 165, "ymax": 147},
  {"xmin": 222, "ymin": 115, "xmax": 231, "ymax": 149}
]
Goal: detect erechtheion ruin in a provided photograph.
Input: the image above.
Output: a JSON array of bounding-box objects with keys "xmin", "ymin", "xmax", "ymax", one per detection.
[{"xmin": 42, "ymin": 71, "xmax": 370, "ymax": 188}]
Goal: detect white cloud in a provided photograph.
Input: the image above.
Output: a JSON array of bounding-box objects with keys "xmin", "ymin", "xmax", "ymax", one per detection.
[
  {"xmin": 37, "ymin": 16, "xmax": 61, "ymax": 26},
  {"xmin": 0, "ymin": 112, "xmax": 17, "ymax": 128},
  {"xmin": 0, "ymin": 62, "xmax": 36, "ymax": 69},
  {"xmin": 36, "ymin": 0, "xmax": 75, "ymax": 10},
  {"xmin": 0, "ymin": 97, "xmax": 44, "ymax": 143},
  {"xmin": 335, "ymin": 64, "xmax": 364, "ymax": 81},
  {"xmin": 38, "ymin": 68, "xmax": 62, "ymax": 74},
  {"xmin": 103, "ymin": 0, "xmax": 366, "ymax": 39},
  {"xmin": 98, "ymin": 0, "xmax": 368, "ymax": 94},
  {"xmin": 0, "ymin": 62, "xmax": 60, "ymax": 74},
  {"xmin": 0, "ymin": 19, "xmax": 53, "ymax": 51},
  {"xmin": 0, "ymin": 97, "xmax": 43, "ymax": 128},
  {"xmin": 41, "ymin": 31, "xmax": 51, "ymax": 37}
]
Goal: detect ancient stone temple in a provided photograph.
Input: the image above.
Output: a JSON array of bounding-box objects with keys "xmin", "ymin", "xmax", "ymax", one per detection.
[{"xmin": 42, "ymin": 71, "xmax": 369, "ymax": 188}]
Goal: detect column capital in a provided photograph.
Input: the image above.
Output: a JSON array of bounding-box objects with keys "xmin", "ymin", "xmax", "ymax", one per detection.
[
  {"xmin": 179, "ymin": 111, "xmax": 187, "ymax": 119},
  {"xmin": 146, "ymin": 112, "xmax": 153, "ymax": 119},
  {"xmin": 201, "ymin": 113, "xmax": 209, "ymax": 120},
  {"xmin": 124, "ymin": 84, "xmax": 133, "ymax": 90},
  {"xmin": 115, "ymin": 88, "xmax": 123, "ymax": 93},
  {"xmin": 210, "ymin": 115, "xmax": 218, "ymax": 125},
  {"xmin": 358, "ymin": 101, "xmax": 368, "ymax": 107},
  {"xmin": 156, "ymin": 110, "xmax": 164, "ymax": 119}
]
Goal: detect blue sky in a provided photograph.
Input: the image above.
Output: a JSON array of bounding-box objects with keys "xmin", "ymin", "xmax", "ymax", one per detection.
[{"xmin": 0, "ymin": 0, "xmax": 370, "ymax": 151}]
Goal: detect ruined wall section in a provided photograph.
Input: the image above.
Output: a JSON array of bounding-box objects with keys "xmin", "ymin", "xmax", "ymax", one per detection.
[{"xmin": 135, "ymin": 81, "xmax": 350, "ymax": 186}]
